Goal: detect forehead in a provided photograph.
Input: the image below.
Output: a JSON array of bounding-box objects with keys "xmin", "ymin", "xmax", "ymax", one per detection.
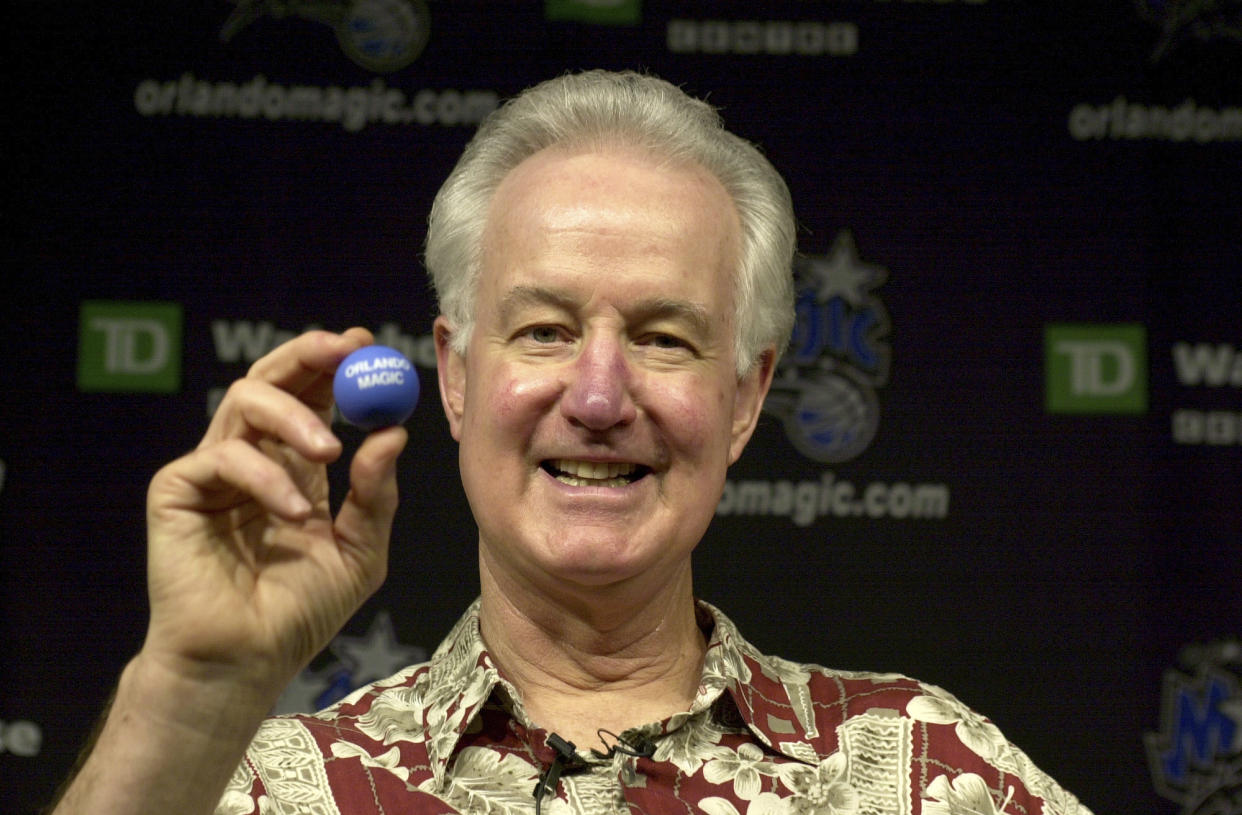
[{"xmin": 477, "ymin": 146, "xmax": 741, "ymax": 301}]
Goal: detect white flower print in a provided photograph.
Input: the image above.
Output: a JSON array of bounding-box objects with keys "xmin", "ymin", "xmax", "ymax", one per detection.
[
  {"xmin": 909, "ymin": 688, "xmax": 1090, "ymax": 814},
  {"xmin": 330, "ymin": 742, "xmax": 411, "ymax": 782},
  {"xmin": 923, "ymin": 773, "xmax": 1013, "ymax": 815},
  {"xmin": 351, "ymin": 663, "xmax": 493, "ymax": 765},
  {"xmin": 704, "ymin": 638, "xmax": 754, "ymax": 687},
  {"xmin": 700, "ymin": 792, "xmax": 793, "ymax": 815},
  {"xmin": 906, "ymin": 686, "xmax": 1007, "ymax": 762},
  {"xmin": 352, "ymin": 672, "xmax": 432, "ymax": 745},
  {"xmin": 216, "ymin": 761, "xmax": 259, "ymax": 815},
  {"xmin": 438, "ymin": 747, "xmax": 564, "ymax": 815},
  {"xmin": 776, "ymin": 753, "xmax": 860, "ymax": 815},
  {"xmin": 215, "ymin": 789, "xmax": 263, "ymax": 815},
  {"xmin": 653, "ymin": 714, "xmax": 725, "ymax": 775},
  {"xmin": 1003, "ymin": 744, "xmax": 1092, "ymax": 815},
  {"xmin": 703, "ymin": 742, "xmax": 780, "ymax": 800}
]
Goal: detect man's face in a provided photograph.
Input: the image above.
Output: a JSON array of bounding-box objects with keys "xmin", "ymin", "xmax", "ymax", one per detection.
[{"xmin": 435, "ymin": 147, "xmax": 774, "ymax": 599}]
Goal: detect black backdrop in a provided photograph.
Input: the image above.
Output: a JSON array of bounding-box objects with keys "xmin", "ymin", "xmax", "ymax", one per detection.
[{"xmin": 5, "ymin": 2, "xmax": 1241, "ymax": 813}]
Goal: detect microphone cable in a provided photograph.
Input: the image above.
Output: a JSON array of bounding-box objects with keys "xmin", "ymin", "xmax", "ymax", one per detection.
[
  {"xmin": 533, "ymin": 733, "xmax": 584, "ymax": 815},
  {"xmin": 532, "ymin": 730, "xmax": 656, "ymax": 815},
  {"xmin": 590, "ymin": 729, "xmax": 656, "ymax": 760}
]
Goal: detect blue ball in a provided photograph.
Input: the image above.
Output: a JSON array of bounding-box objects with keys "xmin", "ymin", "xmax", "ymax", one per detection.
[{"xmin": 333, "ymin": 345, "xmax": 420, "ymax": 431}]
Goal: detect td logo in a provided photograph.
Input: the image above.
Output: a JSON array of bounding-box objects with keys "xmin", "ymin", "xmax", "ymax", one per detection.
[
  {"xmin": 77, "ymin": 301, "xmax": 182, "ymax": 393},
  {"xmin": 1044, "ymin": 323, "xmax": 1147, "ymax": 414},
  {"xmin": 545, "ymin": 0, "xmax": 641, "ymax": 24}
]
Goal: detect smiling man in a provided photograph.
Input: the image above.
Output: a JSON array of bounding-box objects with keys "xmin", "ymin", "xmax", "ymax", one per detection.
[
  {"xmin": 437, "ymin": 142, "xmax": 765, "ymax": 751},
  {"xmin": 51, "ymin": 71, "xmax": 1092, "ymax": 815}
]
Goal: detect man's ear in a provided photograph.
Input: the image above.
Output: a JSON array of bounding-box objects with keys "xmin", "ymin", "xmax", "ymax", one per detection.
[
  {"xmin": 728, "ymin": 347, "xmax": 777, "ymax": 464},
  {"xmin": 433, "ymin": 316, "xmax": 466, "ymax": 441}
]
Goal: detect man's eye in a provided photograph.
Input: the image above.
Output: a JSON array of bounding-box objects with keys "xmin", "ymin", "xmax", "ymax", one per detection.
[
  {"xmin": 528, "ymin": 326, "xmax": 561, "ymax": 343},
  {"xmin": 653, "ymin": 335, "xmax": 681, "ymax": 348},
  {"xmin": 644, "ymin": 333, "xmax": 690, "ymax": 351}
]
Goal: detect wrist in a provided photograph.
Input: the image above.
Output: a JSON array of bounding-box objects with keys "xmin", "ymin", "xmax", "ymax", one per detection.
[
  {"xmin": 120, "ymin": 650, "xmax": 278, "ymax": 739},
  {"xmin": 50, "ymin": 655, "xmax": 275, "ymax": 815}
]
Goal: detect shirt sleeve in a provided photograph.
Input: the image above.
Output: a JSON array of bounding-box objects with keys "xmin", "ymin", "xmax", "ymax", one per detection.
[{"xmin": 903, "ymin": 683, "xmax": 1094, "ymax": 815}]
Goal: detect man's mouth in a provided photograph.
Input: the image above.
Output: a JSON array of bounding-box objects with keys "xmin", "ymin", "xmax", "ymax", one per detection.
[{"xmin": 542, "ymin": 459, "xmax": 648, "ymax": 487}]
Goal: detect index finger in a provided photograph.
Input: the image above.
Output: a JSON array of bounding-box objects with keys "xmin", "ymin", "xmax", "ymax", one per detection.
[{"xmin": 247, "ymin": 327, "xmax": 374, "ymax": 411}]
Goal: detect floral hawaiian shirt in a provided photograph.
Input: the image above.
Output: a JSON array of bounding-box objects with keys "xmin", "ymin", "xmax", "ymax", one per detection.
[{"xmin": 216, "ymin": 599, "xmax": 1093, "ymax": 815}]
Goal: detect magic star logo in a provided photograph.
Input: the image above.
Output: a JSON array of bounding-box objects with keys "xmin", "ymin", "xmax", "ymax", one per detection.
[
  {"xmin": 274, "ymin": 611, "xmax": 428, "ymax": 714},
  {"xmin": 220, "ymin": 0, "xmax": 431, "ymax": 73},
  {"xmin": 763, "ymin": 230, "xmax": 890, "ymax": 464},
  {"xmin": 1146, "ymin": 640, "xmax": 1242, "ymax": 815}
]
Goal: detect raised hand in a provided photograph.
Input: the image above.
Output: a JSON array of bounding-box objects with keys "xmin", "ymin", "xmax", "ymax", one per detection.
[
  {"xmin": 142, "ymin": 327, "xmax": 408, "ymax": 697},
  {"xmin": 52, "ymin": 327, "xmax": 410, "ymax": 815}
]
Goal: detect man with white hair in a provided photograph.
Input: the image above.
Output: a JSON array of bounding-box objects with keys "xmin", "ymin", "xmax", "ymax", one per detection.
[{"xmin": 52, "ymin": 70, "xmax": 1091, "ymax": 815}]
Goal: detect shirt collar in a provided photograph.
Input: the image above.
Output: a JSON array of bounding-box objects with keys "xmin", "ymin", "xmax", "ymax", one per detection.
[
  {"xmin": 420, "ymin": 597, "xmax": 819, "ymax": 787},
  {"xmin": 697, "ymin": 599, "xmax": 824, "ymax": 764},
  {"xmin": 421, "ymin": 598, "xmax": 500, "ymax": 788}
]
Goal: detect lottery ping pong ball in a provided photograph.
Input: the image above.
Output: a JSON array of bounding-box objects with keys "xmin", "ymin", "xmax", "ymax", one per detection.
[{"xmin": 333, "ymin": 345, "xmax": 420, "ymax": 431}]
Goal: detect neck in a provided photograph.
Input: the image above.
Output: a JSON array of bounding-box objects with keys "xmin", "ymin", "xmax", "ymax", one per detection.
[{"xmin": 477, "ymin": 556, "xmax": 705, "ymax": 747}]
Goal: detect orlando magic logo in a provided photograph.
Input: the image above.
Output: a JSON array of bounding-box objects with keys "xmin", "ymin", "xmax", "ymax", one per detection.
[
  {"xmin": 764, "ymin": 230, "xmax": 890, "ymax": 464},
  {"xmin": 221, "ymin": 0, "xmax": 431, "ymax": 73},
  {"xmin": 1135, "ymin": 0, "xmax": 1242, "ymax": 61},
  {"xmin": 1146, "ymin": 640, "xmax": 1242, "ymax": 815}
]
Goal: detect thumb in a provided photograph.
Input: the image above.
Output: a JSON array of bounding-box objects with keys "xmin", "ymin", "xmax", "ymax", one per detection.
[{"xmin": 333, "ymin": 425, "xmax": 408, "ymax": 594}]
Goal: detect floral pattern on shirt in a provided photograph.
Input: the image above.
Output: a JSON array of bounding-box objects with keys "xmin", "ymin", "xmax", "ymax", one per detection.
[
  {"xmin": 922, "ymin": 773, "xmax": 1012, "ymax": 815},
  {"xmin": 777, "ymin": 753, "xmax": 860, "ymax": 815},
  {"xmin": 703, "ymin": 742, "xmax": 781, "ymax": 800},
  {"xmin": 219, "ymin": 599, "xmax": 1094, "ymax": 815},
  {"xmin": 907, "ymin": 685, "xmax": 1007, "ymax": 763}
]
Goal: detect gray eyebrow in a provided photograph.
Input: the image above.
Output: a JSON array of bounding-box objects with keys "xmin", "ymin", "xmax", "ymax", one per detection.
[
  {"xmin": 498, "ymin": 285, "xmax": 715, "ymax": 338},
  {"xmin": 497, "ymin": 285, "xmax": 579, "ymax": 322}
]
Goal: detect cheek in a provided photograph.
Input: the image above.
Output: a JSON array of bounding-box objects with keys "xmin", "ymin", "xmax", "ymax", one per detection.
[
  {"xmin": 657, "ymin": 378, "xmax": 734, "ymax": 450},
  {"xmin": 470, "ymin": 361, "xmax": 562, "ymax": 430}
]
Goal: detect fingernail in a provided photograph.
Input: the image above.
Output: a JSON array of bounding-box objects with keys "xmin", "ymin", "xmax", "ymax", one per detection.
[
  {"xmin": 310, "ymin": 426, "xmax": 338, "ymax": 451},
  {"xmin": 287, "ymin": 492, "xmax": 312, "ymax": 517}
]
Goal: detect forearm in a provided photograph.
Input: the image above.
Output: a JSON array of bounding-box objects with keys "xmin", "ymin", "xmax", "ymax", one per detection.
[{"xmin": 50, "ymin": 652, "xmax": 274, "ymax": 815}]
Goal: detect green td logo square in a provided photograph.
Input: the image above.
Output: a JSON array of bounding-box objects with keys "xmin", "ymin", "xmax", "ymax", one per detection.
[
  {"xmin": 545, "ymin": 0, "xmax": 641, "ymax": 25},
  {"xmin": 77, "ymin": 301, "xmax": 183, "ymax": 393},
  {"xmin": 1045, "ymin": 323, "xmax": 1147, "ymax": 414}
]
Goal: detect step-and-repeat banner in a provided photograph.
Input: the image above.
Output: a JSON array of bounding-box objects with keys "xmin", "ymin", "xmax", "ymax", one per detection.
[{"xmin": 5, "ymin": 2, "xmax": 1240, "ymax": 813}]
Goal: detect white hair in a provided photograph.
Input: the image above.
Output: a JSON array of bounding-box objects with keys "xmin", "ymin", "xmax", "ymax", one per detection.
[{"xmin": 425, "ymin": 69, "xmax": 796, "ymax": 376}]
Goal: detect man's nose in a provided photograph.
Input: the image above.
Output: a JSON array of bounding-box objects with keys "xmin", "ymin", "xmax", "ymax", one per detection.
[{"xmin": 560, "ymin": 334, "xmax": 637, "ymax": 431}]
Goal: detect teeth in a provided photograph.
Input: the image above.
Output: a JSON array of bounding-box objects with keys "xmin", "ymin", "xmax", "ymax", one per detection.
[{"xmin": 551, "ymin": 459, "xmax": 637, "ymax": 485}]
